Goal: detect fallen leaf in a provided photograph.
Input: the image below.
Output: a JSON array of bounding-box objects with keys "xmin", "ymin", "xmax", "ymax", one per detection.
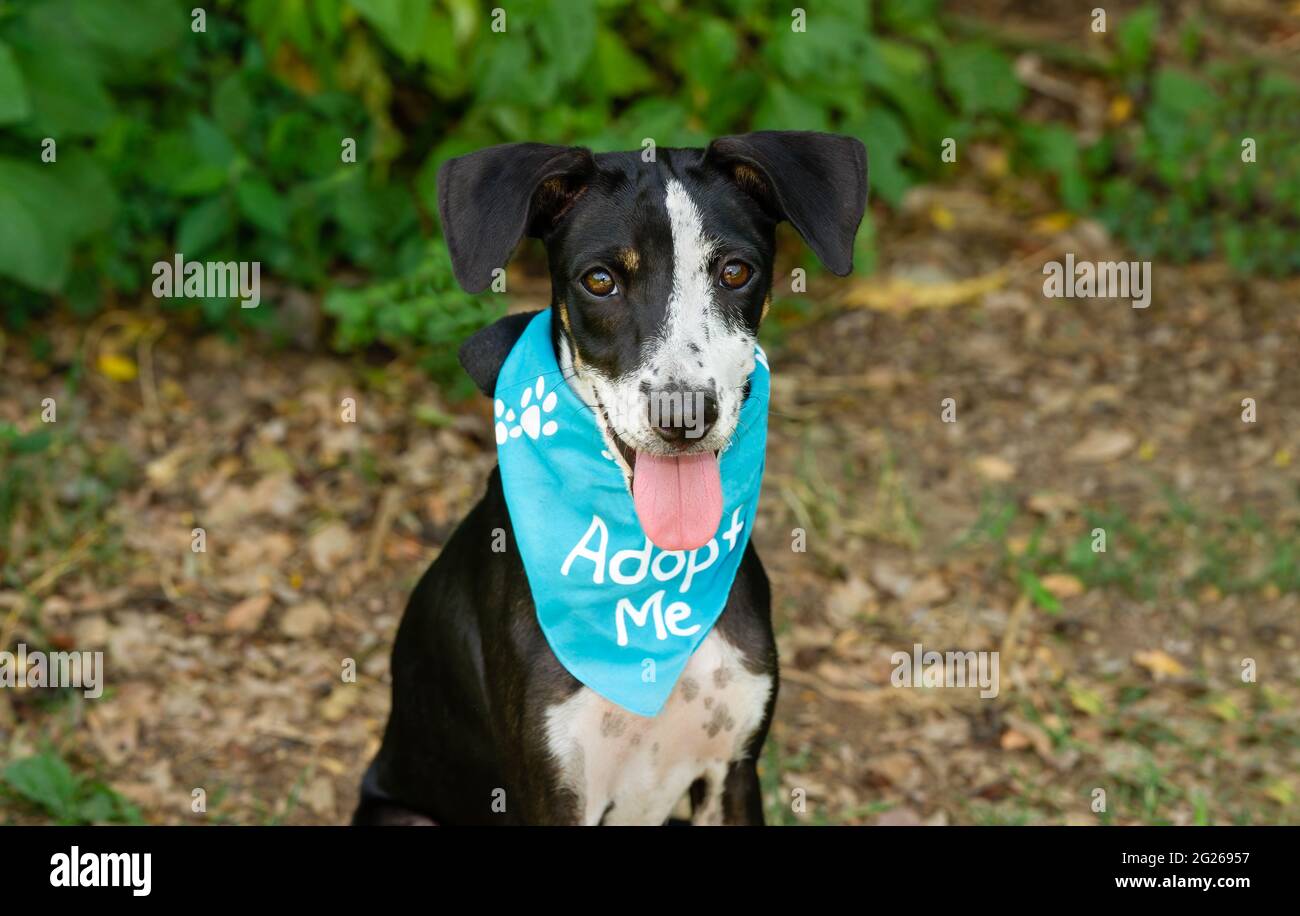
[
  {"xmin": 874, "ymin": 806, "xmax": 924, "ymax": 826},
  {"xmin": 309, "ymin": 521, "xmax": 354, "ymax": 573},
  {"xmin": 1134, "ymin": 649, "xmax": 1187, "ymax": 679},
  {"xmin": 1067, "ymin": 429, "xmax": 1136, "ymax": 463},
  {"xmin": 1108, "ymin": 94, "xmax": 1133, "ymax": 123},
  {"xmin": 280, "ymin": 600, "xmax": 332, "ymax": 638},
  {"xmin": 1032, "ymin": 211, "xmax": 1075, "ymax": 234},
  {"xmin": 841, "ymin": 268, "xmax": 1009, "ymax": 314},
  {"xmin": 1206, "ymin": 694, "xmax": 1240, "ymax": 722},
  {"xmin": 97, "ymin": 352, "xmax": 138, "ymax": 382},
  {"xmin": 1040, "ymin": 573, "xmax": 1085, "ymax": 600},
  {"xmin": 1068, "ymin": 683, "xmax": 1105, "ymax": 716},
  {"xmin": 826, "ymin": 576, "xmax": 875, "ymax": 625},
  {"xmin": 866, "ymin": 752, "xmax": 921, "ymax": 790},
  {"xmin": 1000, "ymin": 729, "xmax": 1031, "ymax": 751},
  {"xmin": 319, "ymin": 684, "xmax": 360, "ymax": 722},
  {"xmin": 973, "ymin": 455, "xmax": 1016, "ymax": 482},
  {"xmin": 1264, "ymin": 780, "xmax": 1294, "ymax": 807},
  {"xmin": 300, "ymin": 775, "xmax": 337, "ymax": 817},
  {"xmin": 223, "ymin": 594, "xmax": 273, "ymax": 632},
  {"xmin": 903, "ymin": 573, "xmax": 951, "ymax": 608}
]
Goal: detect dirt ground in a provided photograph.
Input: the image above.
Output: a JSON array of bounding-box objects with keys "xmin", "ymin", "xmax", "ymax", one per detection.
[{"xmin": 2, "ymin": 171, "xmax": 1298, "ymax": 825}]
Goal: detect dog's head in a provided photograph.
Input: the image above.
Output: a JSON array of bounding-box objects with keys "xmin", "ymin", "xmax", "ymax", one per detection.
[{"xmin": 441, "ymin": 131, "xmax": 867, "ymax": 548}]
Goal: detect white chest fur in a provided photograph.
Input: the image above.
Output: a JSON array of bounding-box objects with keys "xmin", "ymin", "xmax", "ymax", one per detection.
[{"xmin": 543, "ymin": 628, "xmax": 772, "ymax": 826}]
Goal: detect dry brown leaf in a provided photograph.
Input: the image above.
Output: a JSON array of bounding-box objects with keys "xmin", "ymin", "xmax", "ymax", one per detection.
[
  {"xmin": 1066, "ymin": 429, "xmax": 1136, "ymax": 463},
  {"xmin": 1000, "ymin": 729, "xmax": 1032, "ymax": 751},
  {"xmin": 223, "ymin": 594, "xmax": 273, "ymax": 633},
  {"xmin": 826, "ymin": 576, "xmax": 875, "ymax": 625},
  {"xmin": 1134, "ymin": 649, "xmax": 1187, "ymax": 679},
  {"xmin": 309, "ymin": 521, "xmax": 354, "ymax": 573},
  {"xmin": 842, "ymin": 269, "xmax": 1009, "ymax": 314},
  {"xmin": 280, "ymin": 600, "xmax": 332, "ymax": 638},
  {"xmin": 973, "ymin": 455, "xmax": 1016, "ymax": 482},
  {"xmin": 1040, "ymin": 573, "xmax": 1085, "ymax": 600}
]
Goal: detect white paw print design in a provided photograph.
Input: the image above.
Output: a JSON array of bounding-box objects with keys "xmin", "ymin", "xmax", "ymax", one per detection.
[{"xmin": 496, "ymin": 376, "xmax": 559, "ymax": 445}]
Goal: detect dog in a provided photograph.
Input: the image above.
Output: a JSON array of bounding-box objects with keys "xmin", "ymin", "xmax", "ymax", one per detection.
[{"xmin": 353, "ymin": 131, "xmax": 867, "ymax": 825}]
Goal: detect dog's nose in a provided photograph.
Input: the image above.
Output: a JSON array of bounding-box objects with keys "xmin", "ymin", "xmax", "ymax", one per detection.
[{"xmin": 648, "ymin": 385, "xmax": 718, "ymax": 446}]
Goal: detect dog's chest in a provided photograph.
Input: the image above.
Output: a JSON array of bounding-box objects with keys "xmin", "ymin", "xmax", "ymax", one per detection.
[{"xmin": 543, "ymin": 628, "xmax": 771, "ymax": 825}]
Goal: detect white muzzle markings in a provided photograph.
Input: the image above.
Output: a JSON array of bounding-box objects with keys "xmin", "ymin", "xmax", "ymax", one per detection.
[{"xmin": 564, "ymin": 178, "xmax": 757, "ymax": 484}]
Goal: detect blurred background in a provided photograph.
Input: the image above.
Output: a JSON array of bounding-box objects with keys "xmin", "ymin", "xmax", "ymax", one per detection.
[{"xmin": 0, "ymin": 0, "xmax": 1297, "ymax": 825}]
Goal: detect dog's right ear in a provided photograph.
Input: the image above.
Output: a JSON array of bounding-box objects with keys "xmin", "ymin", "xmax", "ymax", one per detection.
[{"xmin": 438, "ymin": 143, "xmax": 596, "ymax": 293}]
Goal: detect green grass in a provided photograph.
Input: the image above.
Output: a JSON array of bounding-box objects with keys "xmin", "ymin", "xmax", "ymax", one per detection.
[{"xmin": 950, "ymin": 487, "xmax": 1300, "ymax": 609}]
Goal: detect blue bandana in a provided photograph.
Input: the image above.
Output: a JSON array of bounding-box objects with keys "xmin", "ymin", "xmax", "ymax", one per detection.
[{"xmin": 493, "ymin": 310, "xmax": 769, "ymax": 717}]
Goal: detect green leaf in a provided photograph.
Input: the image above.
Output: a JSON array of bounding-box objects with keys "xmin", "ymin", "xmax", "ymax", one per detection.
[
  {"xmin": 4, "ymin": 754, "xmax": 79, "ymax": 821},
  {"xmin": 189, "ymin": 115, "xmax": 239, "ymax": 170},
  {"xmin": 10, "ymin": 44, "xmax": 114, "ymax": 137},
  {"xmin": 846, "ymin": 108, "xmax": 910, "ymax": 206},
  {"xmin": 177, "ymin": 196, "xmax": 233, "ymax": 256},
  {"xmin": 754, "ymin": 83, "xmax": 828, "ymax": 133},
  {"xmin": 212, "ymin": 73, "xmax": 255, "ymax": 138},
  {"xmin": 72, "ymin": 0, "xmax": 184, "ymax": 57},
  {"xmin": 1018, "ymin": 123, "xmax": 1088, "ymax": 211},
  {"xmin": 1020, "ymin": 570, "xmax": 1062, "ymax": 614},
  {"xmin": 675, "ymin": 17, "xmax": 739, "ymax": 98},
  {"xmin": 0, "ymin": 157, "xmax": 98, "ymax": 291},
  {"xmin": 1116, "ymin": 5, "xmax": 1160, "ymax": 74},
  {"xmin": 940, "ymin": 43, "xmax": 1024, "ymax": 116},
  {"xmin": 531, "ymin": 0, "xmax": 595, "ymax": 81},
  {"xmin": 0, "ymin": 41, "xmax": 31, "ymax": 125},
  {"xmin": 593, "ymin": 30, "xmax": 654, "ymax": 97},
  {"xmin": 237, "ymin": 178, "xmax": 290, "ymax": 236},
  {"xmin": 349, "ymin": 0, "xmax": 431, "ymax": 63}
]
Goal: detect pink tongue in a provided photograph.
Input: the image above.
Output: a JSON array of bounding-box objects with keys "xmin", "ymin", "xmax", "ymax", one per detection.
[{"xmin": 633, "ymin": 451, "xmax": 723, "ymax": 551}]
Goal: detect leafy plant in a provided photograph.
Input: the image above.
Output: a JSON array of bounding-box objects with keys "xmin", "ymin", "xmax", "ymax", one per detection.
[
  {"xmin": 0, "ymin": 1, "xmax": 1293, "ymax": 362},
  {"xmin": 2, "ymin": 751, "xmax": 142, "ymax": 825}
]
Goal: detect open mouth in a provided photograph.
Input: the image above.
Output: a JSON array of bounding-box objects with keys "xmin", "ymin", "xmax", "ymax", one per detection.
[{"xmin": 603, "ymin": 422, "xmax": 723, "ymax": 553}]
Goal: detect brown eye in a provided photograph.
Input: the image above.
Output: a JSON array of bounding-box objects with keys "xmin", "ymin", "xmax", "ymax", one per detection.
[
  {"xmin": 581, "ymin": 268, "xmax": 617, "ymax": 297},
  {"xmin": 719, "ymin": 261, "xmax": 752, "ymax": 290}
]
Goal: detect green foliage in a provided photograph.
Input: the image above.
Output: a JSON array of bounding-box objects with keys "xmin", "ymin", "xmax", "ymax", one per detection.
[
  {"xmin": 0, "ymin": 1, "xmax": 1293, "ymax": 361},
  {"xmin": 1079, "ymin": 6, "xmax": 1298, "ymax": 276},
  {"xmin": 2, "ymin": 751, "xmax": 143, "ymax": 825},
  {"xmin": 323, "ymin": 242, "xmax": 503, "ymax": 389}
]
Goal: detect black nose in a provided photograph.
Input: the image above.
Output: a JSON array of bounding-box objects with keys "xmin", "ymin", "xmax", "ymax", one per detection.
[{"xmin": 648, "ymin": 386, "xmax": 718, "ymax": 446}]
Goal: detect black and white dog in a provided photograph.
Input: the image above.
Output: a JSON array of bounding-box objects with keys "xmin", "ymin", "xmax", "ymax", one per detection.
[{"xmin": 353, "ymin": 131, "xmax": 867, "ymax": 825}]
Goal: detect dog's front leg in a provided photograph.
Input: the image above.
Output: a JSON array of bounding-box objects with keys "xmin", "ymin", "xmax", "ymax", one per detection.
[
  {"xmin": 719, "ymin": 759, "xmax": 765, "ymax": 825},
  {"xmin": 689, "ymin": 759, "xmax": 764, "ymax": 826}
]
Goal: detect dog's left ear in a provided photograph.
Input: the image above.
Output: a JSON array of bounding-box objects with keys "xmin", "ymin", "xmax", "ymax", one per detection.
[{"xmin": 705, "ymin": 131, "xmax": 867, "ymax": 276}]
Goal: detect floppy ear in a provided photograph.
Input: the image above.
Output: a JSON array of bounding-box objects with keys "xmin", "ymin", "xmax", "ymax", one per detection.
[
  {"xmin": 438, "ymin": 143, "xmax": 596, "ymax": 293},
  {"xmin": 458, "ymin": 310, "xmax": 542, "ymax": 397},
  {"xmin": 705, "ymin": 131, "xmax": 868, "ymax": 276}
]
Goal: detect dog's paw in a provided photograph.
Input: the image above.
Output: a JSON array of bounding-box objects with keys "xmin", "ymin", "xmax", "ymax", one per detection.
[{"xmin": 496, "ymin": 376, "xmax": 559, "ymax": 445}]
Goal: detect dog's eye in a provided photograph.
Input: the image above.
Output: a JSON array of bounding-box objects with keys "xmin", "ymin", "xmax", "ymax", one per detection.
[
  {"xmin": 581, "ymin": 268, "xmax": 617, "ymax": 297},
  {"xmin": 719, "ymin": 261, "xmax": 753, "ymax": 290}
]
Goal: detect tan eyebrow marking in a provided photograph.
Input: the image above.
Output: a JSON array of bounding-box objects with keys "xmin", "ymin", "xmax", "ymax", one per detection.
[{"xmin": 616, "ymin": 247, "xmax": 640, "ymax": 273}]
